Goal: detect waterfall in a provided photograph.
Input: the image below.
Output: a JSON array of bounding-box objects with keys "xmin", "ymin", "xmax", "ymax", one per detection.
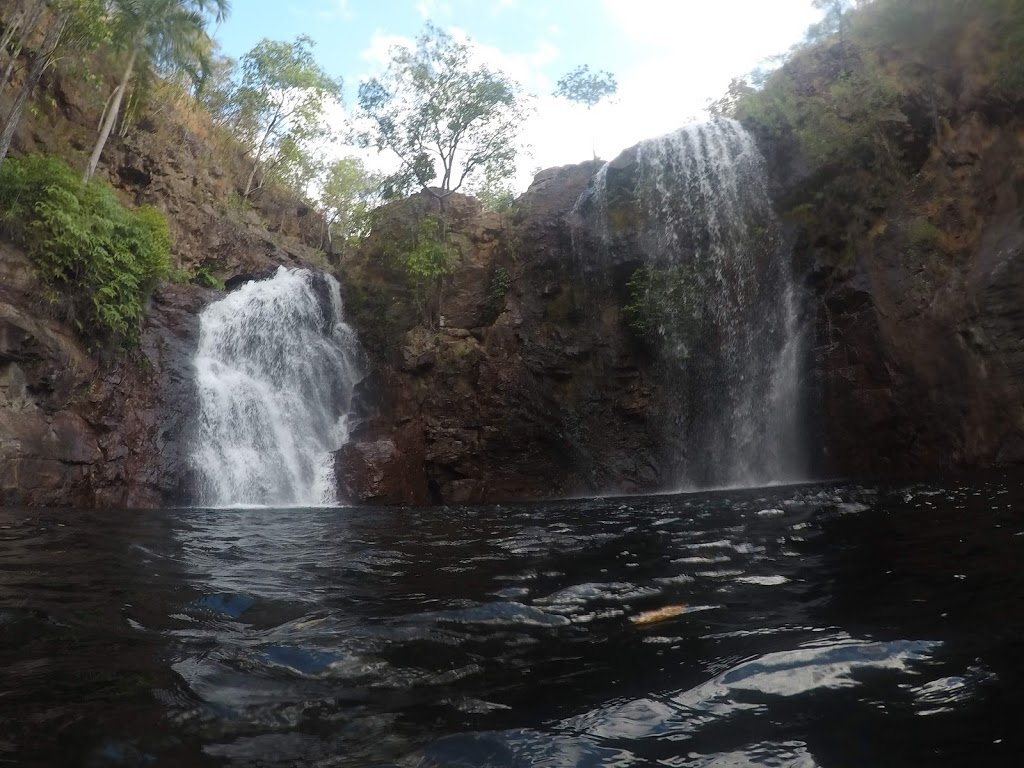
[
  {"xmin": 191, "ymin": 267, "xmax": 363, "ymax": 507},
  {"xmin": 574, "ymin": 119, "xmax": 805, "ymax": 489}
]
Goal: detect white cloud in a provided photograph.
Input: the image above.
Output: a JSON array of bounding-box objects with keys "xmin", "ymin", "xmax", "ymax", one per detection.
[
  {"xmin": 487, "ymin": 0, "xmax": 820, "ymax": 188},
  {"xmin": 568, "ymin": 0, "xmax": 819, "ymax": 165},
  {"xmin": 332, "ymin": 0, "xmax": 354, "ymax": 19},
  {"xmin": 336, "ymin": 0, "xmax": 820, "ymax": 195},
  {"xmin": 359, "ymin": 32, "xmax": 414, "ymax": 67}
]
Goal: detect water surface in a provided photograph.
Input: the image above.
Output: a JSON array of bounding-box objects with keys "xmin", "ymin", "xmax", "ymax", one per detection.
[{"xmin": 2, "ymin": 474, "xmax": 1022, "ymax": 766}]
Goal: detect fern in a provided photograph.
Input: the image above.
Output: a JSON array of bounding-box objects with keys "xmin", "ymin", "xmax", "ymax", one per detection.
[{"xmin": 0, "ymin": 154, "xmax": 171, "ymax": 347}]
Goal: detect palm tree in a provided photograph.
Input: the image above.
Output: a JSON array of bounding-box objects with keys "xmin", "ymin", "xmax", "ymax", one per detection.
[{"xmin": 83, "ymin": 0, "xmax": 229, "ymax": 182}]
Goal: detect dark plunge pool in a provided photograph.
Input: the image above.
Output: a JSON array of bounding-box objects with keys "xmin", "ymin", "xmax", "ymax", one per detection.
[{"xmin": 2, "ymin": 474, "xmax": 1023, "ymax": 766}]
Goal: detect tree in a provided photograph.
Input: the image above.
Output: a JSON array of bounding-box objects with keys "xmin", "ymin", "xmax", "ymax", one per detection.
[
  {"xmin": 231, "ymin": 35, "xmax": 342, "ymax": 198},
  {"xmin": 83, "ymin": 0, "xmax": 229, "ymax": 182},
  {"xmin": 403, "ymin": 214, "xmax": 457, "ymax": 326},
  {"xmin": 706, "ymin": 76, "xmax": 756, "ymax": 119},
  {"xmin": 318, "ymin": 156, "xmax": 379, "ymax": 253},
  {"xmin": 808, "ymin": 0, "xmax": 856, "ymax": 42},
  {"xmin": 0, "ymin": 0, "xmax": 108, "ymax": 165},
  {"xmin": 554, "ymin": 64, "xmax": 617, "ymax": 160},
  {"xmin": 355, "ymin": 24, "xmax": 528, "ymax": 211},
  {"xmin": 467, "ymin": 163, "xmax": 515, "ymax": 212},
  {"xmin": 1, "ymin": 1, "xmax": 47, "ymax": 91},
  {"xmin": 194, "ymin": 46, "xmax": 236, "ymax": 125}
]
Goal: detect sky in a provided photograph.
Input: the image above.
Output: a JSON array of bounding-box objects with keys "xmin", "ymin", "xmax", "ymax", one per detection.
[{"xmin": 215, "ymin": 0, "xmax": 823, "ymax": 190}]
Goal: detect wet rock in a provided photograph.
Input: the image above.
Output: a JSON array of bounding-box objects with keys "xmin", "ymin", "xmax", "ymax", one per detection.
[
  {"xmin": 794, "ymin": 111, "xmax": 1024, "ymax": 476},
  {"xmin": 337, "ymin": 168, "xmax": 663, "ymax": 505}
]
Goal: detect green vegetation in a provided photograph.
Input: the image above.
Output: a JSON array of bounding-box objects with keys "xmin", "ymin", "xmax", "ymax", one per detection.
[
  {"xmin": 0, "ymin": 0, "xmax": 108, "ymax": 164},
  {"xmin": 0, "ymin": 154, "xmax": 170, "ymax": 345},
  {"xmin": 402, "ymin": 214, "xmax": 459, "ymax": 326},
  {"xmin": 485, "ymin": 265, "xmax": 511, "ymax": 318},
  {"xmin": 623, "ymin": 265, "xmax": 701, "ymax": 346},
  {"xmin": 228, "ymin": 35, "xmax": 343, "ymax": 198},
  {"xmin": 709, "ymin": 0, "xmax": 1024, "ymax": 266},
  {"xmin": 908, "ymin": 217, "xmax": 943, "ymax": 248},
  {"xmin": 319, "ymin": 157, "xmax": 380, "ymax": 255},
  {"xmin": 84, "ymin": 0, "xmax": 230, "ymax": 182},
  {"xmin": 192, "ymin": 263, "xmax": 224, "ymax": 289},
  {"xmin": 1, "ymin": 1, "xmax": 534, "ymax": 281},
  {"xmin": 554, "ymin": 65, "xmax": 617, "ymax": 110},
  {"xmin": 356, "ymin": 24, "xmax": 528, "ymax": 209},
  {"xmin": 471, "ymin": 173, "xmax": 516, "ymax": 213}
]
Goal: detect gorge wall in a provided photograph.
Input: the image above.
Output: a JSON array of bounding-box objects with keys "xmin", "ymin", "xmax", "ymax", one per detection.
[
  {"xmin": 805, "ymin": 111, "xmax": 1024, "ymax": 475},
  {"xmin": 2, "ymin": 8, "xmax": 1024, "ymax": 508},
  {"xmin": 335, "ymin": 167, "xmax": 662, "ymax": 504},
  {"xmin": 749, "ymin": 31, "xmax": 1024, "ymax": 478},
  {"xmin": 0, "ymin": 49, "xmax": 339, "ymax": 507}
]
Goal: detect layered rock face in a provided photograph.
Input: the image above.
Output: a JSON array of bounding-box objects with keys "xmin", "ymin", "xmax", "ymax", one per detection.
[
  {"xmin": 3, "ymin": 26, "xmax": 1023, "ymax": 507},
  {"xmin": 337, "ymin": 167, "xmax": 661, "ymax": 504},
  {"xmin": 338, "ymin": 106, "xmax": 1024, "ymax": 501},
  {"xmin": 0, "ymin": 62, "xmax": 337, "ymax": 508},
  {"xmin": 0, "ymin": 244, "xmax": 205, "ymax": 507},
  {"xmin": 796, "ymin": 118, "xmax": 1024, "ymax": 476}
]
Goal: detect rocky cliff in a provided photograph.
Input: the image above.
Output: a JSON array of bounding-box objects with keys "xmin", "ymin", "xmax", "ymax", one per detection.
[
  {"xmin": 336, "ymin": 166, "xmax": 662, "ymax": 504},
  {"xmin": 742, "ymin": 23, "xmax": 1024, "ymax": 478},
  {"xmin": 0, "ymin": 49, "xmax": 331, "ymax": 507},
  {"xmin": 806, "ymin": 110, "xmax": 1024, "ymax": 475},
  {"xmin": 3, "ymin": 3, "xmax": 1024, "ymax": 508}
]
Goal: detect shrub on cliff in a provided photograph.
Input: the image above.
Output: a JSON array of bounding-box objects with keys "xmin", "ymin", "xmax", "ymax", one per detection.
[
  {"xmin": 403, "ymin": 214, "xmax": 458, "ymax": 326},
  {"xmin": 0, "ymin": 154, "xmax": 171, "ymax": 346},
  {"xmin": 624, "ymin": 265, "xmax": 702, "ymax": 348},
  {"xmin": 710, "ymin": 0, "xmax": 1024, "ymax": 268}
]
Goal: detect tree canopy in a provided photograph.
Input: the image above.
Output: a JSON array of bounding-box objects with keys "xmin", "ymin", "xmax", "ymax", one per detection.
[
  {"xmin": 83, "ymin": 0, "xmax": 230, "ymax": 181},
  {"xmin": 319, "ymin": 156, "xmax": 379, "ymax": 253},
  {"xmin": 554, "ymin": 64, "xmax": 617, "ymax": 160},
  {"xmin": 355, "ymin": 24, "xmax": 528, "ymax": 209},
  {"xmin": 231, "ymin": 35, "xmax": 342, "ymax": 197},
  {"xmin": 554, "ymin": 65, "xmax": 617, "ymax": 110}
]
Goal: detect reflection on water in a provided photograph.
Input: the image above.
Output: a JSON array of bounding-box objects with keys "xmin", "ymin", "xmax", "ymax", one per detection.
[{"xmin": 2, "ymin": 474, "xmax": 1023, "ymax": 766}]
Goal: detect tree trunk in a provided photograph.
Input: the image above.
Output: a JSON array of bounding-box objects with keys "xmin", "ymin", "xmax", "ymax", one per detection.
[
  {"xmin": 0, "ymin": 13, "xmax": 66, "ymax": 165},
  {"xmin": 84, "ymin": 46, "xmax": 138, "ymax": 183},
  {"xmin": 1, "ymin": 0, "xmax": 46, "ymax": 89},
  {"xmin": 243, "ymin": 159, "xmax": 260, "ymax": 198},
  {"xmin": 0, "ymin": 10, "xmax": 22, "ymax": 59},
  {"xmin": 0, "ymin": 4, "xmax": 27, "ymax": 87},
  {"xmin": 1, "ymin": 41, "xmax": 24, "ymax": 91},
  {"xmin": 243, "ymin": 113, "xmax": 281, "ymax": 198}
]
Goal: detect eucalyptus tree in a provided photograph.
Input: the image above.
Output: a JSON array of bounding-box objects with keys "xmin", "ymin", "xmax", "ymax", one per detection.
[
  {"xmin": 0, "ymin": 0, "xmax": 108, "ymax": 165},
  {"xmin": 355, "ymin": 24, "xmax": 528, "ymax": 211},
  {"xmin": 318, "ymin": 156, "xmax": 379, "ymax": 252},
  {"xmin": 83, "ymin": 0, "xmax": 230, "ymax": 182},
  {"xmin": 230, "ymin": 35, "xmax": 342, "ymax": 198},
  {"xmin": 554, "ymin": 64, "xmax": 617, "ymax": 160}
]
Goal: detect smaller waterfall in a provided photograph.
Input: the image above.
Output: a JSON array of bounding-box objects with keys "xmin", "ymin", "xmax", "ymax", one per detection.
[{"xmin": 191, "ymin": 267, "xmax": 363, "ymax": 507}]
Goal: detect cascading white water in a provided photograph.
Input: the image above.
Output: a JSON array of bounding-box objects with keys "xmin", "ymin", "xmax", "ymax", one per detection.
[
  {"xmin": 575, "ymin": 119, "xmax": 805, "ymax": 488},
  {"xmin": 191, "ymin": 267, "xmax": 363, "ymax": 507}
]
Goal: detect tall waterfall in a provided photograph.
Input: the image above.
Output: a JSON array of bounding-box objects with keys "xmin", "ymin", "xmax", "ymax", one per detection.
[
  {"xmin": 575, "ymin": 119, "xmax": 805, "ymax": 489},
  {"xmin": 191, "ymin": 267, "xmax": 363, "ymax": 507}
]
